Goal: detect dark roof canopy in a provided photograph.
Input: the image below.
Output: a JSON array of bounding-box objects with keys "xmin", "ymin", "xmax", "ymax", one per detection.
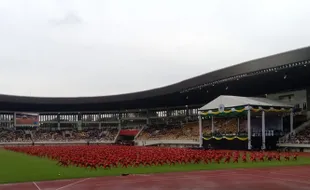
[{"xmin": 1, "ymin": 46, "xmax": 310, "ymax": 112}]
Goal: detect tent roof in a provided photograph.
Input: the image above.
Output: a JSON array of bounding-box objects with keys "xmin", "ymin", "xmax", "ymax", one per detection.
[{"xmin": 198, "ymin": 95, "xmax": 293, "ymax": 111}]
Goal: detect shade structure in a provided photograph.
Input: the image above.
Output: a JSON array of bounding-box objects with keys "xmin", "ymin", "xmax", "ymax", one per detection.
[
  {"xmin": 199, "ymin": 95, "xmax": 293, "ymax": 112},
  {"xmin": 197, "ymin": 95, "xmax": 294, "ymax": 150}
]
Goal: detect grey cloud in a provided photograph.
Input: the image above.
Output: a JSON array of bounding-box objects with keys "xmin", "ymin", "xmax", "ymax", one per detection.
[
  {"xmin": 48, "ymin": 12, "xmax": 83, "ymax": 26},
  {"xmin": 0, "ymin": 0, "xmax": 310, "ymax": 97}
]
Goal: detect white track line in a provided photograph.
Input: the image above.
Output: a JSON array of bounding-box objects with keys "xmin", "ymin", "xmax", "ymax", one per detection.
[
  {"xmin": 32, "ymin": 182, "xmax": 42, "ymax": 190},
  {"xmin": 55, "ymin": 178, "xmax": 90, "ymax": 190},
  {"xmin": 2, "ymin": 169, "xmax": 309, "ymax": 188},
  {"xmin": 53, "ymin": 172, "xmax": 310, "ymax": 188},
  {"xmin": 77, "ymin": 172, "xmax": 240, "ymax": 186}
]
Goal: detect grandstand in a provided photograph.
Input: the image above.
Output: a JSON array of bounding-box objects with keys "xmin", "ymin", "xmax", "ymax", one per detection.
[{"xmin": 0, "ymin": 47, "xmax": 310, "ymax": 151}]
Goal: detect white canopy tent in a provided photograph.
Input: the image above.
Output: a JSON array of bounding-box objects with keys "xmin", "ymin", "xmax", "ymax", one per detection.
[{"xmin": 198, "ymin": 95, "xmax": 294, "ymax": 150}]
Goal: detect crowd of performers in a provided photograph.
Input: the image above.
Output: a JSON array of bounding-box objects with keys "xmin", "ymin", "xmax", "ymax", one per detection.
[
  {"xmin": 5, "ymin": 145, "xmax": 299, "ymax": 171},
  {"xmin": 56, "ymin": 151, "xmax": 297, "ymax": 169}
]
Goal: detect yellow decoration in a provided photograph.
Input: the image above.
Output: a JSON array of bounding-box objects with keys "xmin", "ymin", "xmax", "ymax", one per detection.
[
  {"xmin": 201, "ymin": 106, "xmax": 291, "ymax": 116},
  {"xmin": 203, "ymin": 136, "xmax": 248, "ymax": 141}
]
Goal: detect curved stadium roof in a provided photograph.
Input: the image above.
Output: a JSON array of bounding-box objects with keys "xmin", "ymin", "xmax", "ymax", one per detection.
[{"xmin": 0, "ymin": 46, "xmax": 310, "ymax": 111}]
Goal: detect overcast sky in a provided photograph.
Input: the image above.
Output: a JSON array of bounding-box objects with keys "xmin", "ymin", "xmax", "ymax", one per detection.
[{"xmin": 0, "ymin": 0, "xmax": 309, "ymax": 97}]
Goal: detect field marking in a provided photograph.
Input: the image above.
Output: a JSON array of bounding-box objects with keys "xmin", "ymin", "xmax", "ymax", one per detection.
[
  {"xmin": 52, "ymin": 172, "xmax": 310, "ymax": 188},
  {"xmin": 32, "ymin": 182, "xmax": 42, "ymax": 190},
  {"xmin": 1, "ymin": 167, "xmax": 309, "ymax": 189},
  {"xmin": 55, "ymin": 178, "xmax": 90, "ymax": 190},
  {"xmin": 0, "ymin": 173, "xmax": 236, "ymax": 188},
  {"xmin": 81, "ymin": 172, "xmax": 241, "ymax": 186}
]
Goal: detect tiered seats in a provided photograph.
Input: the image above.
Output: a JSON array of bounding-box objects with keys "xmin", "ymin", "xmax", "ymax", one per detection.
[
  {"xmin": 97, "ymin": 128, "xmax": 119, "ymax": 141},
  {"xmin": 0, "ymin": 129, "xmax": 31, "ymax": 142},
  {"xmin": 214, "ymin": 118, "xmax": 238, "ymax": 135},
  {"xmin": 119, "ymin": 129, "xmax": 139, "ymax": 136},
  {"xmin": 202, "ymin": 118, "xmax": 240, "ymax": 136},
  {"xmin": 137, "ymin": 123, "xmax": 199, "ymax": 141},
  {"xmin": 202, "ymin": 120, "xmax": 212, "ymax": 136},
  {"xmin": 33, "ymin": 128, "xmax": 119, "ymax": 142},
  {"xmin": 34, "ymin": 130, "xmax": 66, "ymax": 142},
  {"xmin": 287, "ymin": 125, "xmax": 310, "ymax": 144}
]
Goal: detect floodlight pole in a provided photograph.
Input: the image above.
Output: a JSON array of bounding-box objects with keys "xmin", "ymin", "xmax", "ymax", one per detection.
[
  {"xmin": 247, "ymin": 108, "xmax": 251, "ymax": 150},
  {"xmin": 198, "ymin": 114, "xmax": 203, "ymax": 147},
  {"xmin": 262, "ymin": 110, "xmax": 266, "ymax": 150}
]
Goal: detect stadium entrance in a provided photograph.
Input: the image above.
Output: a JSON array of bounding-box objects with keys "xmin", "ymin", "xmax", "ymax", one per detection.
[
  {"xmin": 116, "ymin": 129, "xmax": 139, "ymax": 146},
  {"xmin": 198, "ymin": 95, "xmax": 294, "ymax": 150}
]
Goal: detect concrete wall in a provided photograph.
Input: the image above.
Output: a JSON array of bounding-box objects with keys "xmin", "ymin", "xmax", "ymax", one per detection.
[{"xmin": 267, "ymin": 89, "xmax": 307, "ymax": 110}]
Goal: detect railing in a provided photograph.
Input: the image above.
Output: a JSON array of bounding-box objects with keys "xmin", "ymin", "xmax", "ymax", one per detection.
[
  {"xmin": 0, "ymin": 140, "xmax": 115, "ymax": 147},
  {"xmin": 134, "ymin": 126, "xmax": 145, "ymax": 140},
  {"xmin": 135, "ymin": 140, "xmax": 199, "ymax": 146},
  {"xmin": 277, "ymin": 143, "xmax": 310, "ymax": 148},
  {"xmin": 113, "ymin": 129, "xmax": 121, "ymax": 142}
]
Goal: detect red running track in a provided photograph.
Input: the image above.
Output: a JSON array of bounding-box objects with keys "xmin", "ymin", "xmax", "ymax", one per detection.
[{"xmin": 1, "ymin": 166, "xmax": 310, "ymax": 190}]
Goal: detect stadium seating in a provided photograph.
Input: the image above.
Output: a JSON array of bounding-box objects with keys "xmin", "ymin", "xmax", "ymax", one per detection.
[
  {"xmin": 286, "ymin": 125, "xmax": 310, "ymax": 144},
  {"xmin": 0, "ymin": 129, "xmax": 32, "ymax": 142},
  {"xmin": 136, "ymin": 118, "xmax": 242, "ymax": 142},
  {"xmin": 214, "ymin": 118, "xmax": 238, "ymax": 135},
  {"xmin": 34, "ymin": 130, "xmax": 66, "ymax": 142},
  {"xmin": 137, "ymin": 123, "xmax": 199, "ymax": 141},
  {"xmin": 29, "ymin": 128, "xmax": 119, "ymax": 142},
  {"xmin": 203, "ymin": 118, "xmax": 241, "ymax": 136}
]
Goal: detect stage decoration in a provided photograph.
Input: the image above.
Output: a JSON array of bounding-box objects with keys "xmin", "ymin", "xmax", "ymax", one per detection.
[
  {"xmin": 201, "ymin": 106, "xmax": 292, "ymax": 116},
  {"xmin": 203, "ymin": 136, "xmax": 248, "ymax": 141}
]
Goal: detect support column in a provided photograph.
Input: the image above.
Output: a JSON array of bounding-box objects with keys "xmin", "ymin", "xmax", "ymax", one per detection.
[
  {"xmin": 306, "ymin": 87, "xmax": 310, "ymax": 111},
  {"xmin": 118, "ymin": 112, "xmax": 122, "ymax": 130},
  {"xmin": 57, "ymin": 113, "xmax": 60, "ymax": 130},
  {"xmin": 185, "ymin": 105, "xmax": 189, "ymax": 123},
  {"xmin": 118, "ymin": 120, "xmax": 121, "ymax": 130},
  {"xmin": 247, "ymin": 108, "xmax": 251, "ymax": 150},
  {"xmin": 77, "ymin": 121, "xmax": 82, "ymax": 131},
  {"xmin": 290, "ymin": 111, "xmax": 294, "ymax": 133},
  {"xmin": 146, "ymin": 110, "xmax": 149, "ymax": 126},
  {"xmin": 211, "ymin": 116, "xmax": 215, "ymax": 133},
  {"xmin": 262, "ymin": 111, "xmax": 266, "ymax": 150},
  {"xmin": 198, "ymin": 114, "xmax": 203, "ymax": 147},
  {"xmin": 280, "ymin": 115, "xmax": 284, "ymax": 132}
]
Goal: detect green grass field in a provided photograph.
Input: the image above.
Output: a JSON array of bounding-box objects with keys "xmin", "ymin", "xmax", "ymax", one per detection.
[{"xmin": 1, "ymin": 149, "xmax": 310, "ymax": 184}]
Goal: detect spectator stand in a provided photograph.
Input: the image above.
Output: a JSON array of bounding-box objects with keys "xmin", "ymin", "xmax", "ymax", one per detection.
[
  {"xmin": 277, "ymin": 119, "xmax": 310, "ymax": 152},
  {"xmin": 279, "ymin": 116, "xmax": 310, "ymax": 143},
  {"xmin": 135, "ymin": 123, "xmax": 200, "ymax": 147},
  {"xmin": 116, "ymin": 125, "xmax": 142, "ymax": 146},
  {"xmin": 198, "ymin": 95, "xmax": 294, "ymax": 150}
]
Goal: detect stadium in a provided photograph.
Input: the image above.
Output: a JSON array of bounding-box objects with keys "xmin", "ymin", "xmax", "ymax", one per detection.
[{"xmin": 1, "ymin": 47, "xmax": 310, "ymax": 189}]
